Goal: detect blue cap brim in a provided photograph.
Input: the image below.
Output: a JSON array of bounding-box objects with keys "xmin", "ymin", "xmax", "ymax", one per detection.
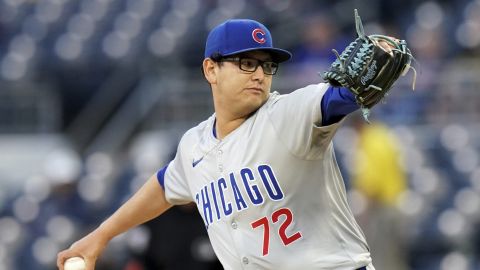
[{"xmin": 221, "ymin": 47, "xmax": 292, "ymax": 63}]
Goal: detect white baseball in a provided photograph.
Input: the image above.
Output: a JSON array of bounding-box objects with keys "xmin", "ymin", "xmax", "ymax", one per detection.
[{"xmin": 64, "ymin": 257, "xmax": 86, "ymax": 270}]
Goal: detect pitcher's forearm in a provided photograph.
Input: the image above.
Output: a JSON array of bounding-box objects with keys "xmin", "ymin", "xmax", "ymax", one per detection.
[{"xmin": 95, "ymin": 174, "xmax": 172, "ymax": 241}]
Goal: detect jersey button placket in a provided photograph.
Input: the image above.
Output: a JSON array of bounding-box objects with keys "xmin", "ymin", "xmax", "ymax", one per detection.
[
  {"xmin": 217, "ymin": 148, "xmax": 223, "ymax": 172},
  {"xmin": 242, "ymin": 257, "xmax": 249, "ymax": 265},
  {"xmin": 231, "ymin": 220, "xmax": 238, "ymax": 229}
]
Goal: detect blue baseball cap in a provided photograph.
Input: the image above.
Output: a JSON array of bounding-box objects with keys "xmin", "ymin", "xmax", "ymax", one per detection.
[{"xmin": 204, "ymin": 19, "xmax": 292, "ymax": 63}]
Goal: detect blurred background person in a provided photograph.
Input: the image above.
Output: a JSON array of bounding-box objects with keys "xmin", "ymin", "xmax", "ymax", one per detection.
[
  {"xmin": 286, "ymin": 13, "xmax": 347, "ymax": 85},
  {"xmin": 350, "ymin": 116, "xmax": 409, "ymax": 270}
]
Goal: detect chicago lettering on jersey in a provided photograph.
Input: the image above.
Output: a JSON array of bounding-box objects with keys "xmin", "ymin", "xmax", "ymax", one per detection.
[{"xmin": 195, "ymin": 164, "xmax": 284, "ymax": 228}]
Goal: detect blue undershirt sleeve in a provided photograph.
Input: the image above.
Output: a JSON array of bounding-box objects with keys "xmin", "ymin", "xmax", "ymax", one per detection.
[
  {"xmin": 320, "ymin": 86, "xmax": 359, "ymax": 126},
  {"xmin": 156, "ymin": 164, "xmax": 168, "ymax": 189}
]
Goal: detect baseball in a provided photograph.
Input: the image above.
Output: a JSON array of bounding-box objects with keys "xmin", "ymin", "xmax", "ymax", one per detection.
[{"xmin": 64, "ymin": 257, "xmax": 86, "ymax": 270}]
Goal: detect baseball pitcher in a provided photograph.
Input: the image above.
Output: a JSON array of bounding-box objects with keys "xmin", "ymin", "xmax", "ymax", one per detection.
[{"xmin": 57, "ymin": 9, "xmax": 413, "ymax": 270}]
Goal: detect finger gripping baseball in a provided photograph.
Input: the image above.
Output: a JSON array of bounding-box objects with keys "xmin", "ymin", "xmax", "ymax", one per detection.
[{"xmin": 322, "ymin": 9, "xmax": 414, "ymax": 120}]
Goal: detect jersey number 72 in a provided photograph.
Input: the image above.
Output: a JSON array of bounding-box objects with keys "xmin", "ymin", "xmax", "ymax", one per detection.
[{"xmin": 250, "ymin": 208, "xmax": 303, "ymax": 256}]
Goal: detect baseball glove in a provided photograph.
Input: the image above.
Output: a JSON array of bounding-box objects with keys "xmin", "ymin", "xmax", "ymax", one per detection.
[{"xmin": 322, "ymin": 9, "xmax": 416, "ymax": 121}]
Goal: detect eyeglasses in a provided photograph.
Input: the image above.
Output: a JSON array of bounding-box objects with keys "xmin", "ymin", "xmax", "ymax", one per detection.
[{"xmin": 219, "ymin": 57, "xmax": 279, "ymax": 75}]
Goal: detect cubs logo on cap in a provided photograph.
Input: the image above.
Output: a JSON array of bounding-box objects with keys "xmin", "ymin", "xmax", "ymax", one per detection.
[
  {"xmin": 252, "ymin": 28, "xmax": 266, "ymax": 44},
  {"xmin": 204, "ymin": 19, "xmax": 291, "ymax": 63}
]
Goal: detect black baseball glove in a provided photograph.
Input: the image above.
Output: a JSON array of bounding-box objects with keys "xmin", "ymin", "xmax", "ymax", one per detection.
[{"xmin": 322, "ymin": 9, "xmax": 415, "ymax": 120}]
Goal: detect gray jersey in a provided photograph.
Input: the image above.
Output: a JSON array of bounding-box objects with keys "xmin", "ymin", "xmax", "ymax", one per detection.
[{"xmin": 162, "ymin": 83, "xmax": 371, "ymax": 270}]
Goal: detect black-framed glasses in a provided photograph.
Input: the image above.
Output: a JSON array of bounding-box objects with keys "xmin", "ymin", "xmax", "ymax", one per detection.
[{"xmin": 219, "ymin": 57, "xmax": 279, "ymax": 75}]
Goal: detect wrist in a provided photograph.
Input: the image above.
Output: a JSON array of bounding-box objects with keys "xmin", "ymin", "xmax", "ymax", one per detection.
[{"xmin": 95, "ymin": 222, "xmax": 116, "ymax": 243}]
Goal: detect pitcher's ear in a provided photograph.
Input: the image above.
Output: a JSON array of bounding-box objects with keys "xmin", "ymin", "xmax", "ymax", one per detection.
[{"xmin": 203, "ymin": 58, "xmax": 218, "ymax": 84}]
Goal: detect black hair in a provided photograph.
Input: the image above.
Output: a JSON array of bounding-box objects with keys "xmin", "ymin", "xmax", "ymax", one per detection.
[{"xmin": 210, "ymin": 52, "xmax": 224, "ymax": 62}]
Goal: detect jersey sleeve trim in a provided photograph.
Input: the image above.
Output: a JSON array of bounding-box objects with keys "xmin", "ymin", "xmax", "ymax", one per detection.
[{"xmin": 156, "ymin": 164, "xmax": 168, "ymax": 189}]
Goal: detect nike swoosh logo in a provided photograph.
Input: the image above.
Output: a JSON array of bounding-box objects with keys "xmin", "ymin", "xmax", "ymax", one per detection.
[{"xmin": 192, "ymin": 157, "xmax": 204, "ymax": 168}]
